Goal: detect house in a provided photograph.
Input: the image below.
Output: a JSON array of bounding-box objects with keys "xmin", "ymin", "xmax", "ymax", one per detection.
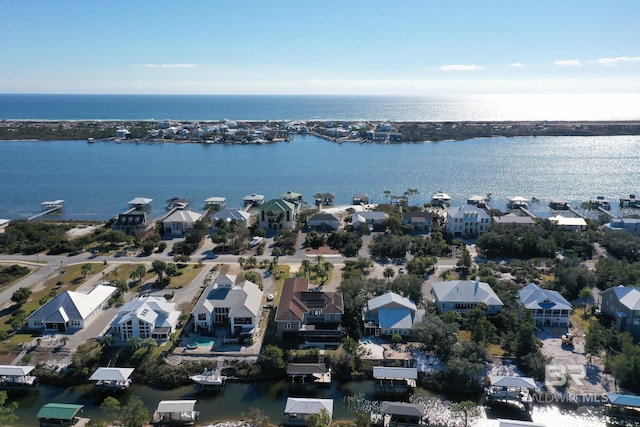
[
  {"xmin": 162, "ymin": 209, "xmax": 203, "ymax": 236},
  {"xmin": 518, "ymin": 283, "xmax": 572, "ymax": 327},
  {"xmin": 605, "ymin": 218, "xmax": 640, "ymax": 235},
  {"xmin": 27, "ymin": 283, "xmax": 116, "ymax": 332},
  {"xmin": 212, "ymin": 208, "xmax": 252, "ymax": 229},
  {"xmin": 315, "ymin": 193, "xmax": 335, "ymax": 206},
  {"xmin": 192, "ymin": 278, "xmax": 263, "ymax": 338},
  {"xmin": 493, "ymin": 213, "xmax": 536, "ymax": 227},
  {"xmin": 275, "ymin": 278, "xmax": 344, "ymax": 345},
  {"xmin": 601, "ymin": 286, "xmax": 640, "ymax": 339},
  {"xmin": 259, "ymin": 198, "xmax": 297, "ymax": 230},
  {"xmin": 445, "ymin": 204, "xmax": 491, "ymax": 237},
  {"xmin": 111, "ymin": 210, "xmax": 153, "ymax": 238},
  {"xmin": 402, "ymin": 211, "xmax": 433, "ymax": 231},
  {"xmin": 549, "ymin": 215, "xmax": 587, "ymax": 231},
  {"xmin": 363, "ymin": 291, "xmax": 425, "ymax": 337},
  {"xmin": 380, "ymin": 401, "xmax": 427, "ymax": 427},
  {"xmin": 431, "ymin": 278, "xmax": 503, "ymax": 315},
  {"xmin": 283, "ymin": 398, "xmax": 333, "ymax": 426},
  {"xmin": 352, "ymin": 211, "xmax": 388, "ymax": 231},
  {"xmin": 307, "ymin": 212, "xmax": 341, "ymax": 231},
  {"xmin": 110, "ymin": 296, "xmax": 180, "ymax": 343},
  {"xmin": 353, "ymin": 193, "xmax": 370, "ymax": 205}
]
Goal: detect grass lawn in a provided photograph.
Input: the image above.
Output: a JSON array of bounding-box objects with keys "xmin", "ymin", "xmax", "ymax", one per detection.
[{"xmin": 165, "ymin": 264, "xmax": 203, "ymax": 289}]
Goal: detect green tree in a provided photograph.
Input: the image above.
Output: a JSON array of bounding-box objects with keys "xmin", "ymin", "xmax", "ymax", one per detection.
[
  {"xmin": 100, "ymin": 396, "xmax": 121, "ymax": 424},
  {"xmin": 579, "ymin": 286, "xmax": 593, "ymax": 311},
  {"xmin": 121, "ymin": 394, "xmax": 149, "ymax": 427},
  {"xmin": 258, "ymin": 345, "xmax": 286, "ymax": 372},
  {"xmin": 0, "ymin": 390, "xmax": 18, "ymax": 425},
  {"xmin": 450, "ymin": 400, "xmax": 481, "ymax": 427},
  {"xmin": 242, "ymin": 407, "xmax": 268, "ymax": 427},
  {"xmin": 383, "ymin": 267, "xmax": 395, "ymax": 282},
  {"xmin": 11, "ymin": 287, "xmax": 31, "ymax": 305},
  {"xmin": 152, "ymin": 260, "xmax": 167, "ymax": 280},
  {"xmin": 81, "ymin": 263, "xmax": 93, "ymax": 279},
  {"xmin": 306, "ymin": 408, "xmax": 331, "ymax": 427}
]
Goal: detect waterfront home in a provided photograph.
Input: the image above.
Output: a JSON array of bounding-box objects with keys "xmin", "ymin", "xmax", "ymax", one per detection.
[
  {"xmin": 445, "ymin": 204, "xmax": 491, "ymax": 237},
  {"xmin": 605, "ymin": 217, "xmax": 640, "ymax": 235},
  {"xmin": 601, "ymin": 286, "xmax": 640, "ymax": 339},
  {"xmin": 363, "ymin": 291, "xmax": 425, "ymax": 337},
  {"xmin": 27, "ymin": 283, "xmax": 116, "ymax": 332},
  {"xmin": 315, "ymin": 192, "xmax": 335, "ymax": 206},
  {"xmin": 212, "ymin": 208, "xmax": 252, "ymax": 229},
  {"xmin": 275, "ymin": 278, "xmax": 344, "ymax": 346},
  {"xmin": 373, "ymin": 366, "xmax": 418, "ymax": 392},
  {"xmin": 431, "ymin": 278, "xmax": 503, "ymax": 315},
  {"xmin": 352, "ymin": 211, "xmax": 389, "ymax": 231},
  {"xmin": 110, "ymin": 296, "xmax": 180, "ymax": 343},
  {"xmin": 549, "ymin": 215, "xmax": 587, "ymax": 231},
  {"xmin": 192, "ymin": 279, "xmax": 263, "ymax": 338},
  {"xmin": 0, "ymin": 218, "xmax": 10, "ymax": 230},
  {"xmin": 287, "ymin": 363, "xmax": 332, "ymax": 386},
  {"xmin": 162, "ymin": 209, "xmax": 203, "ymax": 236},
  {"xmin": 283, "ymin": 398, "xmax": 333, "ymax": 425},
  {"xmin": 353, "ymin": 193, "xmax": 370, "ymax": 205},
  {"xmin": 518, "ymin": 283, "xmax": 572, "ymax": 327},
  {"xmin": 204, "ymin": 196, "xmax": 226, "ymax": 211},
  {"xmin": 431, "ymin": 192, "xmax": 451, "ymax": 207},
  {"xmin": 402, "ymin": 210, "xmax": 433, "ymax": 231},
  {"xmin": 111, "ymin": 210, "xmax": 153, "ymax": 238},
  {"xmin": 0, "ymin": 365, "xmax": 37, "ymax": 389},
  {"xmin": 259, "ymin": 198, "xmax": 297, "ymax": 230},
  {"xmin": 88, "ymin": 367, "xmax": 134, "ymax": 391},
  {"xmin": 37, "ymin": 403, "xmax": 87, "ymax": 427},
  {"xmin": 379, "ymin": 401, "xmax": 427, "ymax": 427},
  {"xmin": 243, "ymin": 193, "xmax": 265, "ymax": 207},
  {"xmin": 307, "ymin": 212, "xmax": 341, "ymax": 231},
  {"xmin": 467, "ymin": 195, "xmax": 488, "ymax": 208},
  {"xmin": 493, "ymin": 213, "xmax": 536, "ymax": 227},
  {"xmin": 152, "ymin": 400, "xmax": 199, "ymax": 426}
]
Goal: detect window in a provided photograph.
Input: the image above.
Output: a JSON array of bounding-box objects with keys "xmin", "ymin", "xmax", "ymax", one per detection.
[
  {"xmin": 197, "ymin": 313, "xmax": 207, "ymax": 321},
  {"xmin": 285, "ymin": 323, "xmax": 292, "ymax": 329}
]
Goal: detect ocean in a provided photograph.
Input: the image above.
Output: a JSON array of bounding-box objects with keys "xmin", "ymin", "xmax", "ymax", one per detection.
[{"xmin": 1, "ymin": 93, "xmax": 640, "ymax": 121}]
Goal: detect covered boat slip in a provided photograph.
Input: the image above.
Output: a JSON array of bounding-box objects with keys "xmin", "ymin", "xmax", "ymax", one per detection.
[
  {"xmin": 605, "ymin": 392, "xmax": 640, "ymax": 425},
  {"xmin": 373, "ymin": 367, "xmax": 418, "ymax": 392},
  {"xmin": 484, "ymin": 376, "xmax": 536, "ymax": 412},
  {"xmin": 37, "ymin": 403, "xmax": 89, "ymax": 427},
  {"xmin": 89, "ymin": 367, "xmax": 134, "ymax": 390},
  {"xmin": 152, "ymin": 400, "xmax": 199, "ymax": 426},
  {"xmin": 287, "ymin": 363, "xmax": 332, "ymax": 385},
  {"xmin": 0, "ymin": 364, "xmax": 38, "ymax": 389}
]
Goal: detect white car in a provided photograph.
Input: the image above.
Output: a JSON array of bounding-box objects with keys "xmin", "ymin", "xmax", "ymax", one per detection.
[
  {"xmin": 250, "ymin": 236, "xmax": 264, "ymax": 247},
  {"xmin": 267, "ymin": 294, "xmax": 275, "ymax": 301}
]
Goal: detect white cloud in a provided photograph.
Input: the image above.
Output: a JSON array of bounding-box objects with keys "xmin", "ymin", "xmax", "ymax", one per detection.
[
  {"xmin": 140, "ymin": 64, "xmax": 196, "ymax": 68},
  {"xmin": 439, "ymin": 64, "xmax": 483, "ymax": 71},
  {"xmin": 554, "ymin": 60, "xmax": 581, "ymax": 67},
  {"xmin": 597, "ymin": 56, "xmax": 640, "ymax": 66},
  {"xmin": 508, "ymin": 62, "xmax": 527, "ymax": 68}
]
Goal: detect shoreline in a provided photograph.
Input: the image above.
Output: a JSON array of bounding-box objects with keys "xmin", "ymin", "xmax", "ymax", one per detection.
[{"xmin": 1, "ymin": 119, "xmax": 639, "ymax": 143}]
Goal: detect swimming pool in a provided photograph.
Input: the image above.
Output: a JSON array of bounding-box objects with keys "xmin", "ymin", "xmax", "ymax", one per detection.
[{"xmin": 189, "ymin": 337, "xmax": 215, "ymax": 348}]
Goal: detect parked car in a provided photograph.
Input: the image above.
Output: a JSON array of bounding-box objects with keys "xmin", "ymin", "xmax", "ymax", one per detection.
[
  {"xmin": 267, "ymin": 293, "xmax": 275, "ymax": 301},
  {"xmin": 250, "ymin": 236, "xmax": 264, "ymax": 247}
]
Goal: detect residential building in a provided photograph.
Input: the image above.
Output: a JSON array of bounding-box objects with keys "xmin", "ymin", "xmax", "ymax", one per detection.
[
  {"xmin": 111, "ymin": 210, "xmax": 153, "ymax": 238},
  {"xmin": 549, "ymin": 215, "xmax": 587, "ymax": 231},
  {"xmin": 431, "ymin": 278, "xmax": 503, "ymax": 315},
  {"xmin": 193, "ymin": 277, "xmax": 263, "ymax": 338},
  {"xmin": 518, "ymin": 283, "xmax": 572, "ymax": 327},
  {"xmin": 363, "ymin": 291, "xmax": 425, "ymax": 337},
  {"xmin": 307, "ymin": 212, "xmax": 341, "ymax": 231},
  {"xmin": 446, "ymin": 204, "xmax": 491, "ymax": 237},
  {"xmin": 110, "ymin": 296, "xmax": 180, "ymax": 342},
  {"xmin": 493, "ymin": 213, "xmax": 536, "ymax": 227},
  {"xmin": 275, "ymin": 278, "xmax": 344, "ymax": 345},
  {"xmin": 352, "ymin": 211, "xmax": 388, "ymax": 231},
  {"xmin": 27, "ymin": 283, "xmax": 116, "ymax": 332},
  {"xmin": 605, "ymin": 218, "xmax": 640, "ymax": 235},
  {"xmin": 402, "ymin": 211, "xmax": 433, "ymax": 231},
  {"xmin": 259, "ymin": 199, "xmax": 297, "ymax": 230},
  {"xmin": 601, "ymin": 286, "xmax": 640, "ymax": 339},
  {"xmin": 162, "ymin": 209, "xmax": 203, "ymax": 236},
  {"xmin": 212, "ymin": 208, "xmax": 252, "ymax": 229}
]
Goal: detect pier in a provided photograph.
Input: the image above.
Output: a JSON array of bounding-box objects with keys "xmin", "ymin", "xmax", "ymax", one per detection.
[
  {"xmin": 28, "ymin": 200, "xmax": 64, "ymax": 221},
  {"xmin": 484, "ymin": 376, "xmax": 536, "ymax": 413},
  {"xmin": 517, "ymin": 206, "xmax": 537, "ymax": 219}
]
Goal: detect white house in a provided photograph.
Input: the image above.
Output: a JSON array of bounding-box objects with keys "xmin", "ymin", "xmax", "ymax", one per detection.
[
  {"xmin": 363, "ymin": 291, "xmax": 425, "ymax": 337},
  {"xmin": 110, "ymin": 296, "xmax": 180, "ymax": 342},
  {"xmin": 518, "ymin": 283, "xmax": 572, "ymax": 327},
  {"xmin": 162, "ymin": 210, "xmax": 203, "ymax": 236},
  {"xmin": 431, "ymin": 278, "xmax": 503, "ymax": 314},
  {"xmin": 212, "ymin": 208, "xmax": 252, "ymax": 229},
  {"xmin": 446, "ymin": 204, "xmax": 491, "ymax": 237},
  {"xmin": 27, "ymin": 283, "xmax": 116, "ymax": 332},
  {"xmin": 352, "ymin": 211, "xmax": 388, "ymax": 230},
  {"xmin": 549, "ymin": 215, "xmax": 587, "ymax": 231},
  {"xmin": 193, "ymin": 276, "xmax": 263, "ymax": 338}
]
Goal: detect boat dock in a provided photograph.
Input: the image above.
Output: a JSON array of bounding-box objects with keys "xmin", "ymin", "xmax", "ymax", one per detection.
[
  {"xmin": 28, "ymin": 200, "xmax": 64, "ymax": 221},
  {"xmin": 484, "ymin": 376, "xmax": 536, "ymax": 413},
  {"xmin": 518, "ymin": 206, "xmax": 537, "ymax": 219}
]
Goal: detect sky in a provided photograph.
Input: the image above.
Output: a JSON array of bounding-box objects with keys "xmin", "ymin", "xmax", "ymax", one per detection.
[{"xmin": 2, "ymin": 0, "xmax": 640, "ymax": 95}]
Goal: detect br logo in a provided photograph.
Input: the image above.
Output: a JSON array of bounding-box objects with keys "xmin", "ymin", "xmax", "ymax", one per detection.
[{"xmin": 545, "ymin": 364, "xmax": 586, "ymax": 386}]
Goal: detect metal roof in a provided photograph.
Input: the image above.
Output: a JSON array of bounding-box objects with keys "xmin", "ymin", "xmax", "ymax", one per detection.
[
  {"xmin": 607, "ymin": 392, "xmax": 640, "ymax": 408},
  {"xmin": 156, "ymin": 400, "xmax": 197, "ymax": 413},
  {"xmin": 373, "ymin": 367, "xmax": 418, "ymax": 380},
  {"xmin": 0, "ymin": 365, "xmax": 35, "ymax": 376},
  {"xmin": 89, "ymin": 367, "xmax": 135, "ymax": 382},
  {"xmin": 284, "ymin": 398, "xmax": 333, "ymax": 416},
  {"xmin": 489, "ymin": 376, "xmax": 537, "ymax": 389},
  {"xmin": 37, "ymin": 403, "xmax": 83, "ymax": 420}
]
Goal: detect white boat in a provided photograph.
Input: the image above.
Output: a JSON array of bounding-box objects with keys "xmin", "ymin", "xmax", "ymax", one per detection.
[
  {"xmin": 189, "ymin": 368, "xmax": 226, "ymax": 386},
  {"xmin": 87, "ymin": 137, "xmax": 95, "ymax": 143}
]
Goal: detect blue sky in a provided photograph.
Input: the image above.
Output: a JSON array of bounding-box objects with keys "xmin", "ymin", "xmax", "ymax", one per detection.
[{"xmin": 2, "ymin": 0, "xmax": 639, "ymax": 95}]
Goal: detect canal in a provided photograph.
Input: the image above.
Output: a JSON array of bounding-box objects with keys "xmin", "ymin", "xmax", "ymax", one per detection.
[{"xmin": 13, "ymin": 381, "xmax": 606, "ymax": 426}]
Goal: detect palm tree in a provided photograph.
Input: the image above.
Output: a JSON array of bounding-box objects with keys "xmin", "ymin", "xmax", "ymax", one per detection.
[
  {"xmin": 301, "ymin": 259, "xmax": 311, "ymax": 277},
  {"xmin": 383, "ymin": 267, "xmax": 395, "ymax": 282},
  {"xmin": 439, "ymin": 269, "xmax": 452, "ymax": 280},
  {"xmin": 383, "ymin": 190, "xmax": 391, "ymax": 203},
  {"xmin": 579, "ymin": 287, "xmax": 593, "ymax": 311}
]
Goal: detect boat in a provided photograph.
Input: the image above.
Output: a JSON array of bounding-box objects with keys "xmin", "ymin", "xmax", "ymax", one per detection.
[
  {"xmin": 189, "ymin": 368, "xmax": 226, "ymax": 387},
  {"xmin": 166, "ymin": 197, "xmax": 189, "ymax": 210},
  {"xmin": 87, "ymin": 138, "xmax": 95, "ymax": 143},
  {"xmin": 431, "ymin": 192, "xmax": 452, "ymax": 207}
]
